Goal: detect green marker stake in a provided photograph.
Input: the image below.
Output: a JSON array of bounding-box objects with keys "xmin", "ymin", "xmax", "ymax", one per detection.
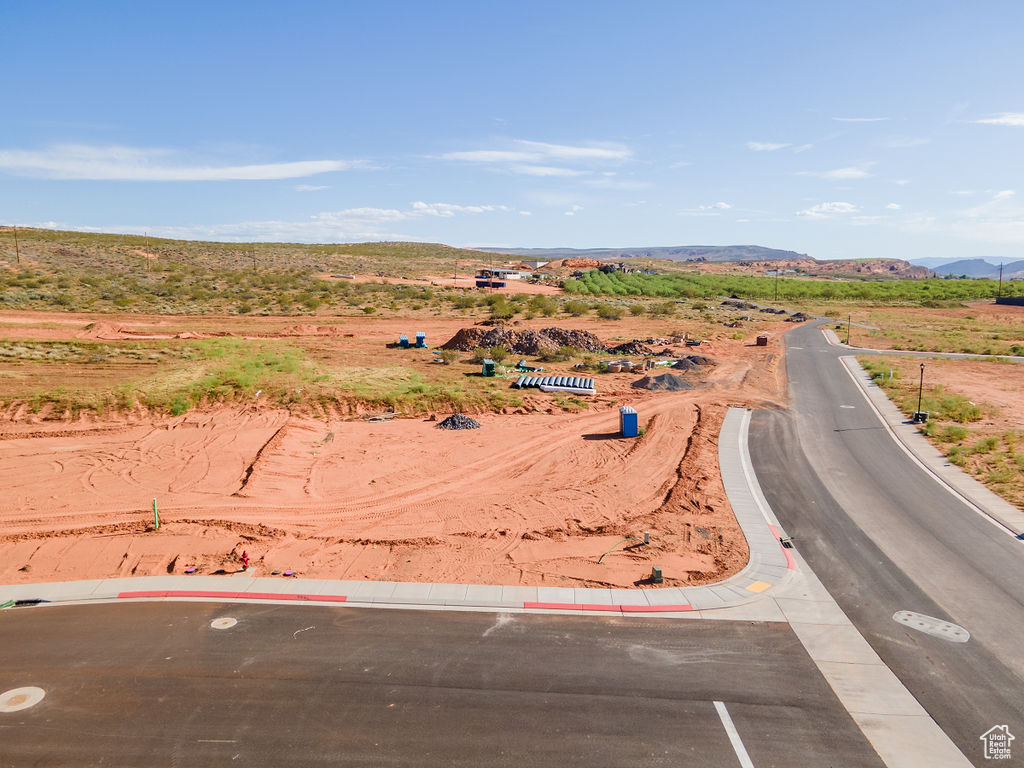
[{"xmin": 153, "ymin": 498, "xmax": 159, "ymax": 530}]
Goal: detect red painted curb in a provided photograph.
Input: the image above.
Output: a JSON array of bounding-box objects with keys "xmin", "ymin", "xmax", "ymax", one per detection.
[
  {"xmin": 768, "ymin": 525, "xmax": 798, "ymax": 570},
  {"xmin": 118, "ymin": 590, "xmax": 347, "ymax": 603},
  {"xmin": 523, "ymin": 602, "xmax": 694, "ymax": 613}
]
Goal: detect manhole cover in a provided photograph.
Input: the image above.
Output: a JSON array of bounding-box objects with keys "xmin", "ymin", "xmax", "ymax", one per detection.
[
  {"xmin": 0, "ymin": 687, "xmax": 45, "ymax": 713},
  {"xmin": 210, "ymin": 617, "xmax": 237, "ymax": 630},
  {"xmin": 893, "ymin": 611, "xmax": 969, "ymax": 643}
]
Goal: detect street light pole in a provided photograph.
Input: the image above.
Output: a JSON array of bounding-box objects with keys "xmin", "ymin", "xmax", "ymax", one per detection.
[
  {"xmin": 847, "ymin": 314, "xmax": 852, "ymax": 345},
  {"xmin": 916, "ymin": 362, "xmax": 925, "ymax": 417}
]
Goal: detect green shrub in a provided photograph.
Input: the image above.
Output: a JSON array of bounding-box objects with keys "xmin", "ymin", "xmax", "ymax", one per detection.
[
  {"xmin": 596, "ymin": 304, "xmax": 623, "ymax": 320},
  {"xmin": 537, "ymin": 345, "xmax": 578, "ymax": 363},
  {"xmin": 629, "ymin": 304, "xmax": 646, "ymax": 316},
  {"xmin": 970, "ymin": 436, "xmax": 998, "ymax": 455},
  {"xmin": 564, "ymin": 300, "xmax": 590, "ymax": 316},
  {"xmin": 939, "ymin": 425, "xmax": 968, "ymax": 443}
]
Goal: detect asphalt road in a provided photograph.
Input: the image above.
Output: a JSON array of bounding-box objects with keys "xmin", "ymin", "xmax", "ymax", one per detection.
[
  {"xmin": 749, "ymin": 320, "xmax": 1024, "ymax": 765},
  {"xmin": 0, "ymin": 601, "xmax": 883, "ymax": 767}
]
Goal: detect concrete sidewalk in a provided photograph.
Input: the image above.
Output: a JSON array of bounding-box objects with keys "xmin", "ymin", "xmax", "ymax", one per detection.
[
  {"xmin": 832, "ymin": 340, "xmax": 1024, "ymax": 538},
  {"xmin": 1, "ymin": 409, "xmax": 797, "ymax": 617}
]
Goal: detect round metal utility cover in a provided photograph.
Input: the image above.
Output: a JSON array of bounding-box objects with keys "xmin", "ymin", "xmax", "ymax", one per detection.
[
  {"xmin": 210, "ymin": 617, "xmax": 238, "ymax": 630},
  {"xmin": 893, "ymin": 611, "xmax": 969, "ymax": 643},
  {"xmin": 0, "ymin": 687, "xmax": 46, "ymax": 713}
]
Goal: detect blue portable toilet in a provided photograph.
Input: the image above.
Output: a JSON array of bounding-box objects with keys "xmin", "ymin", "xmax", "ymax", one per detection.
[
  {"xmin": 399, "ymin": 334, "xmax": 410, "ymax": 348},
  {"xmin": 620, "ymin": 406, "xmax": 638, "ymax": 438},
  {"xmin": 415, "ymin": 331, "xmax": 427, "ymax": 348}
]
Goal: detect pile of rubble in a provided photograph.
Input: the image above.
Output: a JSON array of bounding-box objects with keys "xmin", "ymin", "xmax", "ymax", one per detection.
[
  {"xmin": 440, "ymin": 327, "xmax": 605, "ymax": 354},
  {"xmin": 436, "ymin": 414, "xmax": 481, "ymax": 430},
  {"xmin": 786, "ymin": 312, "xmax": 811, "ymax": 323}
]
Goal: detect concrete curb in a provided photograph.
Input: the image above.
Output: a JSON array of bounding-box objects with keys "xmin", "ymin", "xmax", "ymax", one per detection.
[
  {"xmin": 1, "ymin": 410, "xmax": 797, "ymax": 616},
  {"xmin": 822, "ymin": 326, "xmax": 1024, "ymax": 364},
  {"xmin": 835, "ymin": 349, "xmax": 1024, "ymax": 538}
]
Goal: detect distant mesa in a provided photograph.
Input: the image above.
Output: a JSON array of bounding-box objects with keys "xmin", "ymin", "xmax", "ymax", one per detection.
[{"xmin": 481, "ymin": 244, "xmax": 808, "ymax": 263}]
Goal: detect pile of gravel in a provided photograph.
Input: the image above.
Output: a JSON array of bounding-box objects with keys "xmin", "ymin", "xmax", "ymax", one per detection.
[
  {"xmin": 436, "ymin": 414, "xmax": 481, "ymax": 430},
  {"xmin": 671, "ymin": 354, "xmax": 716, "ymax": 371},
  {"xmin": 631, "ymin": 373, "xmax": 693, "ymax": 391},
  {"xmin": 440, "ymin": 326, "xmax": 604, "ymax": 354},
  {"xmin": 607, "ymin": 340, "xmax": 656, "ymax": 356},
  {"xmin": 786, "ymin": 312, "xmax": 811, "ymax": 323}
]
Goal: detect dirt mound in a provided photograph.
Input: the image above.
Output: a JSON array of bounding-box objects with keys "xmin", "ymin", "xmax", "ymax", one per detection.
[
  {"xmin": 632, "ymin": 373, "xmax": 693, "ymax": 391},
  {"xmin": 786, "ymin": 312, "xmax": 811, "ymax": 323},
  {"xmin": 608, "ymin": 340, "xmax": 656, "ymax": 356},
  {"xmin": 440, "ymin": 327, "xmax": 604, "ymax": 354},
  {"xmin": 436, "ymin": 413, "xmax": 481, "ymax": 430}
]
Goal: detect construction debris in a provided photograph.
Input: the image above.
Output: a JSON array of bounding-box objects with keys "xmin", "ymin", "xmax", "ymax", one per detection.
[{"xmin": 436, "ymin": 414, "xmax": 481, "ymax": 430}]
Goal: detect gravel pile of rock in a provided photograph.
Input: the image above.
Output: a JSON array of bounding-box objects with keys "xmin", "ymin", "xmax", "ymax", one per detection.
[
  {"xmin": 671, "ymin": 354, "xmax": 716, "ymax": 371},
  {"xmin": 607, "ymin": 340, "xmax": 656, "ymax": 356},
  {"xmin": 440, "ymin": 327, "xmax": 604, "ymax": 354},
  {"xmin": 786, "ymin": 312, "xmax": 811, "ymax": 323},
  {"xmin": 631, "ymin": 373, "xmax": 693, "ymax": 391},
  {"xmin": 436, "ymin": 414, "xmax": 481, "ymax": 430}
]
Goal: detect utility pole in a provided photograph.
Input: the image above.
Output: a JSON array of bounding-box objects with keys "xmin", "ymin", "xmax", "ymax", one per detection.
[
  {"xmin": 998, "ymin": 262, "xmax": 1003, "ymax": 299},
  {"xmin": 916, "ymin": 362, "xmax": 926, "ymax": 421},
  {"xmin": 454, "ymin": 259, "xmax": 458, "ymax": 282},
  {"xmin": 846, "ymin": 314, "xmax": 852, "ymax": 345},
  {"xmin": 13, "ymin": 225, "xmax": 20, "ymax": 265},
  {"xmin": 251, "ymin": 246, "xmax": 257, "ymax": 272},
  {"xmin": 774, "ymin": 267, "xmax": 779, "ymax": 302}
]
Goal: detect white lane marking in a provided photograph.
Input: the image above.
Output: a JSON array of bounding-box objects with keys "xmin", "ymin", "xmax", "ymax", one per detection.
[
  {"xmin": 0, "ymin": 687, "xmax": 45, "ymax": 713},
  {"xmin": 838, "ymin": 355, "xmax": 1021, "ymax": 540},
  {"xmin": 714, "ymin": 700, "xmax": 755, "ymax": 768},
  {"xmin": 789, "ymin": 346, "xmax": 803, "ymax": 350},
  {"xmin": 839, "ymin": 405, "xmax": 855, "ymax": 409},
  {"xmin": 210, "ymin": 617, "xmax": 237, "ymax": 630}
]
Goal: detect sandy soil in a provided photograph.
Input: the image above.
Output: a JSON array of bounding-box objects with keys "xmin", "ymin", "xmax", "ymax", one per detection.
[{"xmin": 0, "ymin": 311, "xmax": 788, "ymax": 589}]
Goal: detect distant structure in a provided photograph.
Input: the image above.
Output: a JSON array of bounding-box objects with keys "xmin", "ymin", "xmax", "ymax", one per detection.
[{"xmin": 995, "ymin": 296, "xmax": 1024, "ymax": 306}]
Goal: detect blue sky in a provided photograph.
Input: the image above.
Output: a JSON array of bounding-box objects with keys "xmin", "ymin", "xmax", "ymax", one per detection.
[{"xmin": 2, "ymin": 1, "xmax": 1023, "ymax": 261}]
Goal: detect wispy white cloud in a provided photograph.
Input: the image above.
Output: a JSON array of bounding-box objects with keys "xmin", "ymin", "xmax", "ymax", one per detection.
[
  {"xmin": 885, "ymin": 203, "xmax": 902, "ymax": 210},
  {"xmin": 440, "ymin": 138, "xmax": 631, "ymax": 177},
  {"xmin": 411, "ymin": 201, "xmax": 510, "ymax": 217},
  {"xmin": 832, "ymin": 116, "xmax": 889, "ymax": 122},
  {"xmin": 792, "ymin": 144, "xmax": 814, "ymax": 153},
  {"xmin": 798, "ymin": 163, "xmax": 875, "ymax": 180},
  {"xmin": 0, "ymin": 144, "xmax": 359, "ymax": 181},
  {"xmin": 747, "ymin": 141, "xmax": 790, "ymax": 152},
  {"xmin": 680, "ymin": 201, "xmax": 733, "ymax": 217},
  {"xmin": 669, "ymin": 160, "xmax": 692, "ymax": 168},
  {"xmin": 796, "ymin": 201, "xmax": 859, "ymax": 218},
  {"xmin": 294, "ymin": 184, "xmax": 329, "ymax": 192},
  {"xmin": 563, "ymin": 204, "xmax": 584, "ymax": 217},
  {"xmin": 972, "ymin": 113, "xmax": 1024, "ymax": 127}
]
